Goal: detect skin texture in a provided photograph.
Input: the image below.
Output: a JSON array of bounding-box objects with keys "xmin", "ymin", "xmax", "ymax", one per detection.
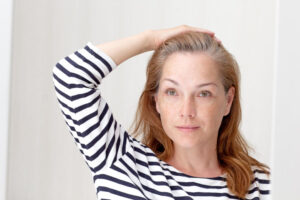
[{"xmin": 154, "ymin": 52, "xmax": 235, "ymax": 177}]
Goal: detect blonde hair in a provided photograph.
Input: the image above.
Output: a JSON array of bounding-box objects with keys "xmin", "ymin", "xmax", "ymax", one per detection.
[{"xmin": 130, "ymin": 31, "xmax": 269, "ymax": 198}]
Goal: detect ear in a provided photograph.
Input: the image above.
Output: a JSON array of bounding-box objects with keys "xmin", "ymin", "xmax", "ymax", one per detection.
[
  {"xmin": 154, "ymin": 94, "xmax": 160, "ymax": 114},
  {"xmin": 224, "ymin": 86, "xmax": 235, "ymax": 116}
]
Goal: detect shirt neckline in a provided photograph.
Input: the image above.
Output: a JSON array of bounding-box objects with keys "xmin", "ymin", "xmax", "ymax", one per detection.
[{"xmin": 159, "ymin": 159, "xmax": 227, "ymax": 179}]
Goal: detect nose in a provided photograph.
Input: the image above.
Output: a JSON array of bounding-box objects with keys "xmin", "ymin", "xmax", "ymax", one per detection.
[{"xmin": 179, "ymin": 97, "xmax": 197, "ymax": 118}]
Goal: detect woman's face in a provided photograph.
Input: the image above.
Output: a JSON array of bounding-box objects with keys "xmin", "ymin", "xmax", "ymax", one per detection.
[{"xmin": 154, "ymin": 52, "xmax": 235, "ymax": 150}]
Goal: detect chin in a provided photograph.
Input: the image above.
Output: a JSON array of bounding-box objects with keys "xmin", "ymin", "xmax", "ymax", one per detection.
[{"xmin": 173, "ymin": 139, "xmax": 200, "ymax": 149}]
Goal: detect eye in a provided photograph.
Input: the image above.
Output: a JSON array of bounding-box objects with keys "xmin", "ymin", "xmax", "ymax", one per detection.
[
  {"xmin": 199, "ymin": 90, "xmax": 211, "ymax": 97},
  {"xmin": 165, "ymin": 89, "xmax": 177, "ymax": 96}
]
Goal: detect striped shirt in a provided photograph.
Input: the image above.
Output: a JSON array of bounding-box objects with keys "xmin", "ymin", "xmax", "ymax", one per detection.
[{"xmin": 52, "ymin": 42, "xmax": 271, "ymax": 200}]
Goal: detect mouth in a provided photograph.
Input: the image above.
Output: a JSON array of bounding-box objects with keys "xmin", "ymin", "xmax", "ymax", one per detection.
[{"xmin": 176, "ymin": 126, "xmax": 199, "ymax": 132}]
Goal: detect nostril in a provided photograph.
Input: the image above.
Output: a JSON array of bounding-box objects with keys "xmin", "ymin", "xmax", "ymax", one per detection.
[{"xmin": 180, "ymin": 101, "xmax": 196, "ymax": 118}]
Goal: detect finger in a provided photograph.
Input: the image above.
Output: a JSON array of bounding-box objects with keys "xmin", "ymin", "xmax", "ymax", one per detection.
[
  {"xmin": 214, "ymin": 36, "xmax": 222, "ymax": 44},
  {"xmin": 195, "ymin": 28, "xmax": 215, "ymax": 36},
  {"xmin": 180, "ymin": 25, "xmax": 216, "ymax": 37},
  {"xmin": 185, "ymin": 26, "xmax": 221, "ymax": 43}
]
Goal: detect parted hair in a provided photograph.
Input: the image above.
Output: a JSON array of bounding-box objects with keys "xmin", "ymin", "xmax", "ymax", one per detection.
[{"xmin": 130, "ymin": 31, "xmax": 269, "ymax": 198}]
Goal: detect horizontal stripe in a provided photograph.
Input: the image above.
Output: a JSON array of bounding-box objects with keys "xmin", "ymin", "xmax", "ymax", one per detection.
[
  {"xmin": 84, "ymin": 45, "xmax": 113, "ymax": 72},
  {"xmin": 75, "ymin": 51, "xmax": 105, "ymax": 78},
  {"xmin": 97, "ymin": 186, "xmax": 146, "ymax": 200}
]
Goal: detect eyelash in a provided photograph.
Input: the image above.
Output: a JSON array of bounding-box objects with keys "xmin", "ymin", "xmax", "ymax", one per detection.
[{"xmin": 165, "ymin": 89, "xmax": 212, "ymax": 97}]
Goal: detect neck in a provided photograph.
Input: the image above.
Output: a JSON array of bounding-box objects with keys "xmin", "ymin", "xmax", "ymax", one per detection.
[{"xmin": 166, "ymin": 142, "xmax": 223, "ymax": 178}]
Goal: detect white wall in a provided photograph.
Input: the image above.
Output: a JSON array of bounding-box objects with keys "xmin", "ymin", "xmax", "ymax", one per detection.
[
  {"xmin": 0, "ymin": 0, "xmax": 13, "ymax": 199},
  {"xmin": 271, "ymin": 0, "xmax": 300, "ymax": 198},
  {"xmin": 7, "ymin": 0, "xmax": 275, "ymax": 199}
]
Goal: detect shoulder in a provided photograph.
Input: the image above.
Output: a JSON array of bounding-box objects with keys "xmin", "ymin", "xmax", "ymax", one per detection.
[
  {"xmin": 251, "ymin": 165, "xmax": 270, "ymax": 182},
  {"xmin": 250, "ymin": 165, "xmax": 271, "ymax": 198}
]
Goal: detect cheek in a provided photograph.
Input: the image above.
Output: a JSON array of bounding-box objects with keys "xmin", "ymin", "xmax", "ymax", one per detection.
[
  {"xmin": 158, "ymin": 95, "xmax": 178, "ymax": 113},
  {"xmin": 158, "ymin": 106, "xmax": 174, "ymax": 138},
  {"xmin": 198, "ymin": 100, "xmax": 226, "ymax": 124},
  {"xmin": 157, "ymin": 99, "xmax": 179, "ymax": 132},
  {"xmin": 159, "ymin": 101, "xmax": 176, "ymax": 121}
]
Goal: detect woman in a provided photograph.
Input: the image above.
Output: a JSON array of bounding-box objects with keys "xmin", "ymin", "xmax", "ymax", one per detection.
[{"xmin": 53, "ymin": 25, "xmax": 270, "ymax": 199}]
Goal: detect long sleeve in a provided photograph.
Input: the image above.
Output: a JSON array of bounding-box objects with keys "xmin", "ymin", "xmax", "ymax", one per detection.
[{"xmin": 52, "ymin": 42, "xmax": 132, "ymax": 176}]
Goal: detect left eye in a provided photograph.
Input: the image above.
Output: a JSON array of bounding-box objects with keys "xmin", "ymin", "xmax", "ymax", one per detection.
[{"xmin": 199, "ymin": 91, "xmax": 211, "ymax": 97}]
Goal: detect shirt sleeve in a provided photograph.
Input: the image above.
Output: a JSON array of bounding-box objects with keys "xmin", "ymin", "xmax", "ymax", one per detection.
[{"xmin": 52, "ymin": 42, "xmax": 132, "ymax": 176}]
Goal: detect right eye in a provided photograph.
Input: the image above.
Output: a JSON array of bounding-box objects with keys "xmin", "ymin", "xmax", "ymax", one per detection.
[{"xmin": 165, "ymin": 89, "xmax": 177, "ymax": 96}]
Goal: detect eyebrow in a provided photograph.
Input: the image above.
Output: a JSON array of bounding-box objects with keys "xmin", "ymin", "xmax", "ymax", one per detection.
[{"xmin": 162, "ymin": 78, "xmax": 218, "ymax": 88}]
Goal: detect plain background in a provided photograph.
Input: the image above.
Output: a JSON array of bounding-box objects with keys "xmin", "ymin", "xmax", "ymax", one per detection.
[
  {"xmin": 0, "ymin": 0, "xmax": 12, "ymax": 199},
  {"xmin": 0, "ymin": 0, "xmax": 299, "ymax": 199}
]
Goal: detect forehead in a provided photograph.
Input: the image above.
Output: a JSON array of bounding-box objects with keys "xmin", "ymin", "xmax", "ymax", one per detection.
[{"xmin": 161, "ymin": 52, "xmax": 221, "ymax": 84}]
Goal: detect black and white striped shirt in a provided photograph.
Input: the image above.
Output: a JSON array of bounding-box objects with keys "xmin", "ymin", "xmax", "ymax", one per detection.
[{"xmin": 52, "ymin": 42, "xmax": 271, "ymax": 200}]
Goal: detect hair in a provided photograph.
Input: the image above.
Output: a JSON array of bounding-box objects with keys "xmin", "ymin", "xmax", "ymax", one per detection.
[{"xmin": 129, "ymin": 31, "xmax": 270, "ymax": 198}]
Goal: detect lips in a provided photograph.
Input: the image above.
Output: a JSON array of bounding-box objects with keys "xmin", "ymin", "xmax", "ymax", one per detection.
[
  {"xmin": 176, "ymin": 126, "xmax": 199, "ymax": 129},
  {"xmin": 176, "ymin": 126, "xmax": 199, "ymax": 132}
]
